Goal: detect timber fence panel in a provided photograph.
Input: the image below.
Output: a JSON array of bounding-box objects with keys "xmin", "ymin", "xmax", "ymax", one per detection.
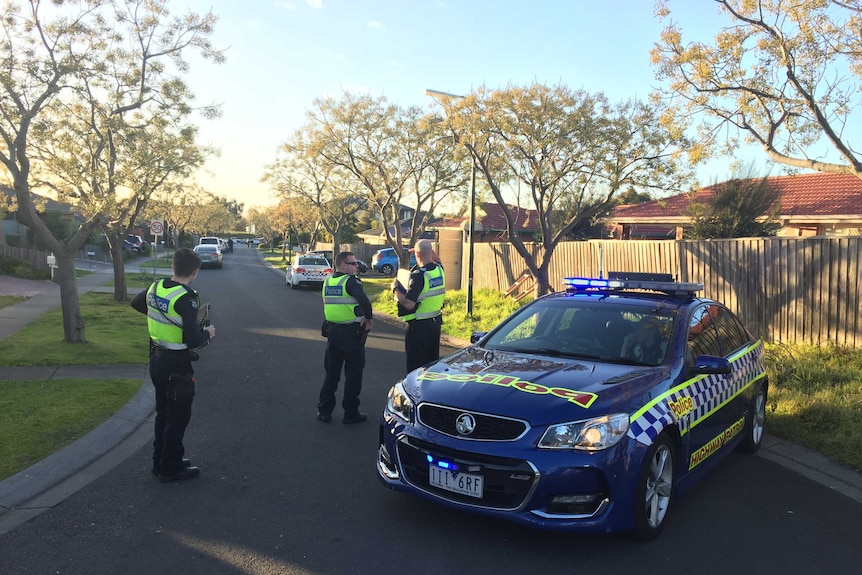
[
  {"xmin": 0, "ymin": 245, "xmax": 50, "ymax": 272},
  {"xmin": 470, "ymin": 236, "xmax": 862, "ymax": 348}
]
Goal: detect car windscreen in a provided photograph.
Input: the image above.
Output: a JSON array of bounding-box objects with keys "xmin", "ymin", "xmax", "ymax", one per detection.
[{"xmin": 482, "ymin": 298, "xmax": 676, "ymax": 366}]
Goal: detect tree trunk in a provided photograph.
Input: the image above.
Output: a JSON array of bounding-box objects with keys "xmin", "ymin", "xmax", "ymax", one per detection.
[
  {"xmin": 534, "ymin": 265, "xmax": 553, "ymax": 297},
  {"xmin": 56, "ymin": 250, "xmax": 87, "ymax": 343},
  {"xmin": 111, "ymin": 242, "xmax": 128, "ymax": 302}
]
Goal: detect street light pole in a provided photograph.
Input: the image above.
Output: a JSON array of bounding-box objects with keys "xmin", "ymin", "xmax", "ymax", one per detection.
[
  {"xmin": 466, "ymin": 146, "xmax": 476, "ymax": 316},
  {"xmin": 425, "ymin": 88, "xmax": 475, "ymax": 316}
]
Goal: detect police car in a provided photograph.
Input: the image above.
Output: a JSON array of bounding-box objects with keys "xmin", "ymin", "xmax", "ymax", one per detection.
[{"xmin": 377, "ymin": 273, "xmax": 767, "ymax": 539}]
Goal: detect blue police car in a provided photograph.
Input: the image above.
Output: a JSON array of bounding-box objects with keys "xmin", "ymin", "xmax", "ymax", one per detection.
[{"xmin": 377, "ymin": 273, "xmax": 767, "ymax": 539}]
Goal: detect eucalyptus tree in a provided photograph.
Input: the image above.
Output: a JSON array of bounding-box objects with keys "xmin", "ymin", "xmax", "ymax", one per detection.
[
  {"xmin": 305, "ymin": 92, "xmax": 465, "ymax": 269},
  {"xmin": 652, "ymin": 0, "xmax": 862, "ymax": 178},
  {"xmin": 0, "ymin": 0, "xmax": 221, "ymax": 341},
  {"xmin": 440, "ymin": 83, "xmax": 694, "ymax": 295},
  {"xmin": 186, "ymin": 193, "xmax": 239, "ymax": 237},
  {"xmin": 146, "ymin": 184, "xmax": 208, "ymax": 248},
  {"xmin": 264, "ymin": 130, "xmax": 364, "ymax": 253}
]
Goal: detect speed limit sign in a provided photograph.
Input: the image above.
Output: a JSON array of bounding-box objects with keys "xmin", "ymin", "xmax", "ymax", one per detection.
[{"xmin": 150, "ymin": 219, "xmax": 164, "ymax": 236}]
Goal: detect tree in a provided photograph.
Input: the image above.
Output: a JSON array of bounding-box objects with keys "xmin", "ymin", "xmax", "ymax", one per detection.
[
  {"xmin": 305, "ymin": 92, "xmax": 465, "ymax": 269},
  {"xmin": 652, "ymin": 0, "xmax": 862, "ymax": 179},
  {"xmin": 145, "ymin": 184, "xmax": 210, "ymax": 248},
  {"xmin": 687, "ymin": 170, "xmax": 781, "ymax": 239},
  {"xmin": 0, "ymin": 0, "xmax": 221, "ymax": 341},
  {"xmin": 264, "ymin": 130, "xmax": 364, "ymax": 253},
  {"xmin": 442, "ymin": 83, "xmax": 693, "ymax": 295}
]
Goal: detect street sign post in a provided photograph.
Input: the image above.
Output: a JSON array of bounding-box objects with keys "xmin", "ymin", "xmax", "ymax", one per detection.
[{"xmin": 150, "ymin": 220, "xmax": 164, "ymax": 276}]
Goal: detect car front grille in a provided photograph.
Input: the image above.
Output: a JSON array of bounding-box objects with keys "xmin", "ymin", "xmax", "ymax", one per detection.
[
  {"xmin": 396, "ymin": 436, "xmax": 537, "ymax": 510},
  {"xmin": 418, "ymin": 403, "xmax": 529, "ymax": 440}
]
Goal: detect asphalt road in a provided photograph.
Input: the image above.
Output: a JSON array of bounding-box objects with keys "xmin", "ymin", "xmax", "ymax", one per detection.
[{"xmin": 1, "ymin": 247, "xmax": 861, "ymax": 574}]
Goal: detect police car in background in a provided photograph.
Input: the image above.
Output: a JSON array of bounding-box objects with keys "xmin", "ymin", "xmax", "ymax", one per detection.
[{"xmin": 377, "ymin": 273, "xmax": 767, "ymax": 539}]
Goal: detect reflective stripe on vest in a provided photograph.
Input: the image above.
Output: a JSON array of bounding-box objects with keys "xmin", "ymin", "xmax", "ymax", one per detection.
[
  {"xmin": 146, "ymin": 279, "xmax": 192, "ymax": 350},
  {"xmin": 322, "ymin": 274, "xmax": 360, "ymax": 324},
  {"xmin": 402, "ymin": 265, "xmax": 445, "ymax": 321}
]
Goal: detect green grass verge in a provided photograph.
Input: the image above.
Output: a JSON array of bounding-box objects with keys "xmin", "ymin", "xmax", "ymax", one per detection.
[
  {"xmin": 0, "ymin": 378, "xmax": 141, "ymax": 480},
  {"xmin": 763, "ymin": 343, "xmax": 862, "ymax": 472},
  {"xmin": 106, "ymin": 271, "xmax": 170, "ymax": 289},
  {"xmin": 0, "ymin": 292, "xmax": 149, "ymax": 366},
  {"xmin": 365, "ymin": 277, "xmax": 527, "ymax": 341},
  {"xmin": 0, "ymin": 295, "xmax": 26, "ymax": 310}
]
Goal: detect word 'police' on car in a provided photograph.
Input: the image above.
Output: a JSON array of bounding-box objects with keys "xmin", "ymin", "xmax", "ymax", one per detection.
[{"xmin": 377, "ymin": 272, "xmax": 767, "ymax": 539}]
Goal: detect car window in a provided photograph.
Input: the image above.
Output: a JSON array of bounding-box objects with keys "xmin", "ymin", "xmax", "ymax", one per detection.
[
  {"xmin": 711, "ymin": 306, "xmax": 752, "ymax": 355},
  {"xmin": 484, "ymin": 299, "xmax": 673, "ymax": 364},
  {"xmin": 298, "ymin": 257, "xmax": 328, "ymax": 265},
  {"xmin": 687, "ymin": 305, "xmax": 722, "ymax": 360}
]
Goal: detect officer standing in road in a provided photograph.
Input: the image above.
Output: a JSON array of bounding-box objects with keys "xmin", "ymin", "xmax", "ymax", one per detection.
[
  {"xmin": 130, "ymin": 248, "xmax": 215, "ymax": 482},
  {"xmin": 393, "ymin": 238, "xmax": 446, "ymax": 373},
  {"xmin": 318, "ymin": 251, "xmax": 373, "ymax": 424}
]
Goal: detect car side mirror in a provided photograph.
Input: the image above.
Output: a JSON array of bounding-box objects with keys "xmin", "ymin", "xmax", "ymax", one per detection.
[
  {"xmin": 691, "ymin": 355, "xmax": 732, "ymax": 375},
  {"xmin": 470, "ymin": 331, "xmax": 487, "ymax": 344}
]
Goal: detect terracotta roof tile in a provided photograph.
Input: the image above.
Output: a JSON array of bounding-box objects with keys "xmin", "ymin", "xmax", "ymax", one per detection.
[{"xmin": 611, "ymin": 173, "xmax": 862, "ymax": 221}]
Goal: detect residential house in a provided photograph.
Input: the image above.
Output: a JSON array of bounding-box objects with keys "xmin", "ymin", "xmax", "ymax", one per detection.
[{"xmin": 609, "ymin": 173, "xmax": 862, "ymax": 239}]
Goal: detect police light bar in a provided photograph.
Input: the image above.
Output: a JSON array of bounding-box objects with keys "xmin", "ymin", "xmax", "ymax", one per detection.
[{"xmin": 562, "ymin": 276, "xmax": 703, "ymax": 297}]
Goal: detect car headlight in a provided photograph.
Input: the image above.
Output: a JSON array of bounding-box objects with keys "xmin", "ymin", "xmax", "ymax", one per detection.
[
  {"xmin": 386, "ymin": 381, "xmax": 414, "ymax": 422},
  {"xmin": 538, "ymin": 413, "xmax": 630, "ymax": 451}
]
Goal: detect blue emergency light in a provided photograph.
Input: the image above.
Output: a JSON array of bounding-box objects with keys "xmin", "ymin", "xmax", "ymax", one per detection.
[
  {"xmin": 563, "ymin": 274, "xmax": 703, "ymax": 297},
  {"xmin": 427, "ymin": 454, "xmax": 459, "ymax": 472}
]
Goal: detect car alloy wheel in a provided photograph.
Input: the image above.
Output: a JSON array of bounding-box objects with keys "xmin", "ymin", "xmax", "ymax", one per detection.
[
  {"xmin": 737, "ymin": 385, "xmax": 767, "ymax": 453},
  {"xmin": 633, "ymin": 432, "xmax": 675, "ymax": 540}
]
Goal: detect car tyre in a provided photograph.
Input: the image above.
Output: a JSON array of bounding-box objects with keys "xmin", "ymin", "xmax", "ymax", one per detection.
[
  {"xmin": 290, "ymin": 280, "xmax": 298, "ymax": 290},
  {"xmin": 380, "ymin": 264, "xmax": 394, "ymax": 276},
  {"xmin": 632, "ymin": 432, "xmax": 675, "ymax": 541},
  {"xmin": 737, "ymin": 384, "xmax": 767, "ymax": 454}
]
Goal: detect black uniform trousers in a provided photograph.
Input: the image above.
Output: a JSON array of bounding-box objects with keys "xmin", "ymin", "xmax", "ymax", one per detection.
[
  {"xmin": 405, "ymin": 315, "xmax": 442, "ymax": 373},
  {"xmin": 319, "ymin": 323, "xmax": 365, "ymax": 416},
  {"xmin": 149, "ymin": 350, "xmax": 195, "ymax": 476}
]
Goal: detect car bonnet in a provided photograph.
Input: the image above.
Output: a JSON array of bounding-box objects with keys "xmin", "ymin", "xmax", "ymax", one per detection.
[{"xmin": 403, "ymin": 347, "xmax": 667, "ymax": 424}]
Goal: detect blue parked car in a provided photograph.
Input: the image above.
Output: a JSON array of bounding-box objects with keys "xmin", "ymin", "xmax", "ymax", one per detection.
[
  {"xmin": 371, "ymin": 247, "xmax": 416, "ymax": 275},
  {"xmin": 377, "ymin": 273, "xmax": 767, "ymax": 539}
]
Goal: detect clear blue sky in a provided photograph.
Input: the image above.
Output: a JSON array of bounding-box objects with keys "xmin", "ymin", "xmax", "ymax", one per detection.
[{"xmin": 178, "ymin": 0, "xmax": 767, "ymax": 210}]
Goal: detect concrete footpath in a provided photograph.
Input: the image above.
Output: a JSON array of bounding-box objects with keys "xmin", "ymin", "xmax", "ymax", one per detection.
[{"xmin": 1, "ymin": 260, "xmax": 861, "ymax": 536}]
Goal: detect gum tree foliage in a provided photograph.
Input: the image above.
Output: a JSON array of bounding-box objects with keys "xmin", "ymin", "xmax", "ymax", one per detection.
[
  {"xmin": 652, "ymin": 0, "xmax": 862, "ymax": 178},
  {"xmin": 303, "ymin": 92, "xmax": 466, "ymax": 269},
  {"xmin": 145, "ymin": 185, "xmax": 213, "ymax": 248},
  {"xmin": 0, "ymin": 0, "xmax": 221, "ymax": 341},
  {"xmin": 263, "ymin": 130, "xmax": 365, "ymax": 254},
  {"xmin": 687, "ymin": 171, "xmax": 782, "ymax": 238},
  {"xmin": 440, "ymin": 83, "xmax": 694, "ymax": 296}
]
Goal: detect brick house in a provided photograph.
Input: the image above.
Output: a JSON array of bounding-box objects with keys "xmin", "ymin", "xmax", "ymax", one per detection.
[{"xmin": 610, "ymin": 173, "xmax": 862, "ymax": 239}]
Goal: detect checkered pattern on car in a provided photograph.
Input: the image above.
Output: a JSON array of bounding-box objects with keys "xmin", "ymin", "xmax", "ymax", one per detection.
[{"xmin": 627, "ymin": 341, "xmax": 764, "ymax": 447}]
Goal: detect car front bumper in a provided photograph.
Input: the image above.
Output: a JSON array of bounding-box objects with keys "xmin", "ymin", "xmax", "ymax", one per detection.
[{"xmin": 377, "ymin": 414, "xmax": 647, "ymax": 533}]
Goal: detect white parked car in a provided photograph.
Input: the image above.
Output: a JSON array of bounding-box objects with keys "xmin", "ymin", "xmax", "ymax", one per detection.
[{"xmin": 286, "ymin": 255, "xmax": 332, "ymax": 289}]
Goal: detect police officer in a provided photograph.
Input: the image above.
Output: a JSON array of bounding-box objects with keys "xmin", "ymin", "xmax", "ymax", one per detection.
[
  {"xmin": 130, "ymin": 248, "xmax": 215, "ymax": 481},
  {"xmin": 318, "ymin": 251, "xmax": 373, "ymax": 424},
  {"xmin": 393, "ymin": 239, "xmax": 445, "ymax": 373}
]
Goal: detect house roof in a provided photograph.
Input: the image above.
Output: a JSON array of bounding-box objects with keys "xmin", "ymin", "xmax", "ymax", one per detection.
[{"xmin": 612, "ymin": 173, "xmax": 862, "ymax": 224}]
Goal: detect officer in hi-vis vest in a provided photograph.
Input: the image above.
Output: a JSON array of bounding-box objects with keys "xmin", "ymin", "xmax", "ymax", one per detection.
[
  {"xmin": 393, "ymin": 239, "xmax": 445, "ymax": 373},
  {"xmin": 131, "ymin": 247, "xmax": 215, "ymax": 482},
  {"xmin": 318, "ymin": 251, "xmax": 373, "ymax": 424}
]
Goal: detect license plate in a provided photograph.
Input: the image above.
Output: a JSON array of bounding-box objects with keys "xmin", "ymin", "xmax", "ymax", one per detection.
[{"xmin": 429, "ymin": 466, "xmax": 483, "ymax": 499}]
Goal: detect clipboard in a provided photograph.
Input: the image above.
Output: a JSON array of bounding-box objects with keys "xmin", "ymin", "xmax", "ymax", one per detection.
[
  {"xmin": 395, "ymin": 269, "xmax": 411, "ymax": 292},
  {"xmin": 195, "ymin": 303, "xmax": 211, "ymax": 349}
]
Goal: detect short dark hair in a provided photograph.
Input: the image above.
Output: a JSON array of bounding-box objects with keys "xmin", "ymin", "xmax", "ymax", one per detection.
[
  {"xmin": 334, "ymin": 251, "xmax": 354, "ymax": 267},
  {"xmin": 173, "ymin": 248, "xmax": 202, "ymax": 277}
]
